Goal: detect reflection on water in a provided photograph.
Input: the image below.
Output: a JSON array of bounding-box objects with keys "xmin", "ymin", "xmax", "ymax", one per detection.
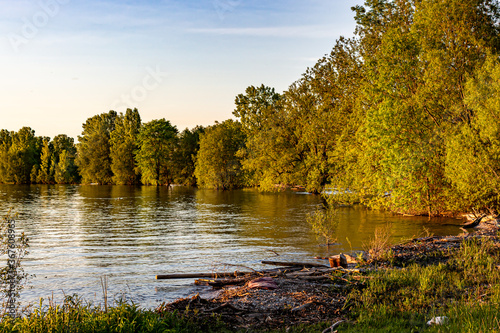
[{"xmin": 0, "ymin": 185, "xmax": 462, "ymax": 308}]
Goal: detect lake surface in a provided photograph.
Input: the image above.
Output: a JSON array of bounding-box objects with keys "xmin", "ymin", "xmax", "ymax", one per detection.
[{"xmin": 0, "ymin": 185, "xmax": 463, "ymax": 309}]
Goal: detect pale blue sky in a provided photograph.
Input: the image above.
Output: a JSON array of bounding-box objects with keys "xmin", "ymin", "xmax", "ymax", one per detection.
[{"xmin": 1, "ymin": 0, "xmax": 361, "ymax": 140}]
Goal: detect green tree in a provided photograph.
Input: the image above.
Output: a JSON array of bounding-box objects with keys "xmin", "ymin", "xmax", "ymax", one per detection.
[
  {"xmin": 173, "ymin": 126, "xmax": 205, "ymax": 186},
  {"xmin": 36, "ymin": 139, "xmax": 53, "ymax": 184},
  {"xmin": 54, "ymin": 150, "xmax": 77, "ymax": 184},
  {"xmin": 110, "ymin": 108, "xmax": 142, "ymax": 185},
  {"xmin": 136, "ymin": 119, "xmax": 178, "ymax": 186},
  {"xmin": 7, "ymin": 127, "xmax": 38, "ymax": 184},
  {"xmin": 0, "ymin": 131, "xmax": 12, "ymax": 184},
  {"xmin": 194, "ymin": 120, "xmax": 246, "ymax": 190},
  {"xmin": 52, "ymin": 134, "xmax": 78, "ymax": 184},
  {"xmin": 349, "ymin": 0, "xmax": 500, "ymax": 215},
  {"xmin": 76, "ymin": 111, "xmax": 117, "ymax": 184},
  {"xmin": 233, "ymin": 85, "xmax": 292, "ymax": 190},
  {"xmin": 446, "ymin": 54, "xmax": 500, "ymax": 211}
]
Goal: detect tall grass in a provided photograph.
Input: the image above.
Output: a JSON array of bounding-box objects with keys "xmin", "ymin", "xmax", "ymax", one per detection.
[
  {"xmin": 343, "ymin": 237, "xmax": 500, "ymax": 332},
  {"xmin": 0, "ymin": 295, "xmax": 230, "ymax": 333}
]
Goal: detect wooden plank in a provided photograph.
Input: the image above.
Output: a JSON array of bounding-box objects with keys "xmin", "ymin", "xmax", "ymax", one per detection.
[
  {"xmin": 261, "ymin": 260, "xmax": 328, "ymax": 268},
  {"xmin": 156, "ymin": 272, "xmax": 249, "ymax": 280}
]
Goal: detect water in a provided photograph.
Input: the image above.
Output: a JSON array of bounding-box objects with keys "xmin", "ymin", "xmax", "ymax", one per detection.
[{"xmin": 0, "ymin": 184, "xmax": 463, "ymax": 309}]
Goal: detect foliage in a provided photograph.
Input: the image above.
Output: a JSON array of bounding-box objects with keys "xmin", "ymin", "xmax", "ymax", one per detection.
[
  {"xmin": 0, "ymin": 295, "xmax": 230, "ymax": 333},
  {"xmin": 234, "ymin": 38, "xmax": 362, "ymax": 194},
  {"xmin": 195, "ymin": 120, "xmax": 246, "ymax": 190},
  {"xmin": 36, "ymin": 139, "xmax": 53, "ymax": 184},
  {"xmin": 136, "ymin": 119, "xmax": 178, "ymax": 186},
  {"xmin": 0, "ymin": 212, "xmax": 29, "ymax": 318},
  {"xmin": 52, "ymin": 135, "xmax": 79, "ymax": 184},
  {"xmin": 362, "ymin": 224, "xmax": 393, "ymax": 262},
  {"xmin": 306, "ymin": 205, "xmax": 339, "ymax": 246},
  {"xmin": 5, "ymin": 128, "xmax": 39, "ymax": 184},
  {"xmin": 76, "ymin": 111, "xmax": 117, "ymax": 185},
  {"xmin": 233, "ymin": 85, "xmax": 289, "ymax": 191},
  {"xmin": 110, "ymin": 108, "xmax": 142, "ymax": 185},
  {"xmin": 173, "ymin": 126, "xmax": 205, "ymax": 186},
  {"xmin": 346, "ymin": 0, "xmax": 500, "ymax": 215},
  {"xmin": 446, "ymin": 54, "xmax": 500, "ymax": 212}
]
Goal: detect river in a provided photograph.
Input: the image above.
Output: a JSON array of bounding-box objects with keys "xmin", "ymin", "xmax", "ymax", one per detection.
[{"xmin": 0, "ymin": 184, "xmax": 462, "ymax": 309}]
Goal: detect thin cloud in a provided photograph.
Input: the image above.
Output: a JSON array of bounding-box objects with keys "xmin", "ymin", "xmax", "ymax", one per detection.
[{"xmin": 188, "ymin": 25, "xmax": 353, "ymax": 39}]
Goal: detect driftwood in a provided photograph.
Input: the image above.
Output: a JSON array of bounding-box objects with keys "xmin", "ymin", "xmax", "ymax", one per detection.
[
  {"xmin": 195, "ymin": 277, "xmax": 250, "ymax": 287},
  {"xmin": 156, "ymin": 271, "xmax": 249, "ymax": 280},
  {"xmin": 463, "ymin": 214, "xmax": 486, "ymax": 228},
  {"xmin": 203, "ymin": 302, "xmax": 244, "ymax": 313},
  {"xmin": 261, "ymin": 260, "xmax": 328, "ymax": 268},
  {"xmin": 157, "ymin": 266, "xmax": 304, "ymax": 280},
  {"xmin": 322, "ymin": 320, "xmax": 352, "ymax": 333}
]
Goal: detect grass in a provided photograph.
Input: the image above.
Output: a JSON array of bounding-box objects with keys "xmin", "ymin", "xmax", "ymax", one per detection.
[
  {"xmin": 342, "ymin": 237, "xmax": 500, "ymax": 332},
  {"xmin": 0, "ymin": 295, "xmax": 231, "ymax": 333}
]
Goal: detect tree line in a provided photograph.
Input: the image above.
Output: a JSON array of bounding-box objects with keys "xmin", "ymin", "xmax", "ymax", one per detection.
[
  {"xmin": 203, "ymin": 0, "xmax": 500, "ymax": 216},
  {"xmin": 0, "ymin": 109, "xmax": 205, "ymax": 187},
  {"xmin": 4, "ymin": 0, "xmax": 500, "ymax": 215}
]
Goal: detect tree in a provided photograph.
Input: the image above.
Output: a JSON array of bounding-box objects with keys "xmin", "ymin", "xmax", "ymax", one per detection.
[
  {"xmin": 7, "ymin": 127, "xmax": 38, "ymax": 184},
  {"xmin": 36, "ymin": 139, "xmax": 53, "ymax": 184},
  {"xmin": 446, "ymin": 54, "xmax": 500, "ymax": 211},
  {"xmin": 233, "ymin": 85, "xmax": 293, "ymax": 190},
  {"xmin": 55, "ymin": 150, "xmax": 77, "ymax": 184},
  {"xmin": 136, "ymin": 119, "xmax": 178, "ymax": 186},
  {"xmin": 52, "ymin": 134, "xmax": 78, "ymax": 184},
  {"xmin": 173, "ymin": 126, "xmax": 205, "ymax": 186},
  {"xmin": 194, "ymin": 120, "xmax": 246, "ymax": 190},
  {"xmin": 348, "ymin": 0, "xmax": 500, "ymax": 215},
  {"xmin": 76, "ymin": 111, "xmax": 117, "ymax": 184},
  {"xmin": 0, "ymin": 131, "xmax": 12, "ymax": 184},
  {"xmin": 110, "ymin": 108, "xmax": 142, "ymax": 185},
  {"xmin": 286, "ymin": 37, "xmax": 363, "ymax": 193}
]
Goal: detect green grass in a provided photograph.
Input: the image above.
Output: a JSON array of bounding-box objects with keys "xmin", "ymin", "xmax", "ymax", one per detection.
[
  {"xmin": 0, "ymin": 295, "xmax": 231, "ymax": 333},
  {"xmin": 341, "ymin": 237, "xmax": 500, "ymax": 332}
]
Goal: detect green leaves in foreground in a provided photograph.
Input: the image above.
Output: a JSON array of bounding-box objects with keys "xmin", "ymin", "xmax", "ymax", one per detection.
[{"xmin": 0, "ymin": 295, "xmax": 229, "ymax": 333}]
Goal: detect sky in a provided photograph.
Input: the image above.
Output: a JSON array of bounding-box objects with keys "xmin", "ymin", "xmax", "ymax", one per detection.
[{"xmin": 0, "ymin": 0, "xmax": 362, "ymax": 140}]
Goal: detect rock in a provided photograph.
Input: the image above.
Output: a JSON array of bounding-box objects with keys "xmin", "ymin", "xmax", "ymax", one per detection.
[{"xmin": 427, "ymin": 316, "xmax": 449, "ymax": 326}]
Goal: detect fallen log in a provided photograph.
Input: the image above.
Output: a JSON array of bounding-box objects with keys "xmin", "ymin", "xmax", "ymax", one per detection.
[
  {"xmin": 208, "ymin": 278, "xmax": 249, "ymax": 288},
  {"xmin": 463, "ymin": 214, "xmax": 486, "ymax": 228},
  {"xmin": 157, "ymin": 266, "xmax": 303, "ymax": 280},
  {"xmin": 261, "ymin": 260, "xmax": 328, "ymax": 268},
  {"xmin": 156, "ymin": 272, "xmax": 249, "ymax": 280},
  {"xmin": 203, "ymin": 302, "xmax": 244, "ymax": 313}
]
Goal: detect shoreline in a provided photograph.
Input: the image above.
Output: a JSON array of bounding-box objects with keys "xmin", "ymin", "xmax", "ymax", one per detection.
[{"xmin": 159, "ymin": 219, "xmax": 500, "ymax": 331}]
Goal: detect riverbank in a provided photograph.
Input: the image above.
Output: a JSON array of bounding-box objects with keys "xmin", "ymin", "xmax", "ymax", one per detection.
[
  {"xmin": 1, "ymin": 219, "xmax": 499, "ymax": 332},
  {"xmin": 160, "ymin": 218, "xmax": 500, "ymax": 332}
]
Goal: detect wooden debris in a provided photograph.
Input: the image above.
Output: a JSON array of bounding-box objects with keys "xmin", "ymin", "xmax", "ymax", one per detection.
[
  {"xmin": 463, "ymin": 214, "xmax": 486, "ymax": 228},
  {"xmin": 203, "ymin": 302, "xmax": 244, "ymax": 313},
  {"xmin": 261, "ymin": 260, "xmax": 328, "ymax": 268},
  {"xmin": 322, "ymin": 320, "xmax": 352, "ymax": 333},
  {"xmin": 291, "ymin": 301, "xmax": 314, "ymax": 313},
  {"xmin": 156, "ymin": 271, "xmax": 249, "ymax": 280}
]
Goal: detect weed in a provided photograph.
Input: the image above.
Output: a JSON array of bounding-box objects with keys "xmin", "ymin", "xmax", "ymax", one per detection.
[
  {"xmin": 363, "ymin": 224, "xmax": 393, "ymax": 262},
  {"xmin": 345, "ymin": 236, "xmax": 500, "ymax": 332},
  {"xmin": 306, "ymin": 205, "xmax": 339, "ymax": 246}
]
